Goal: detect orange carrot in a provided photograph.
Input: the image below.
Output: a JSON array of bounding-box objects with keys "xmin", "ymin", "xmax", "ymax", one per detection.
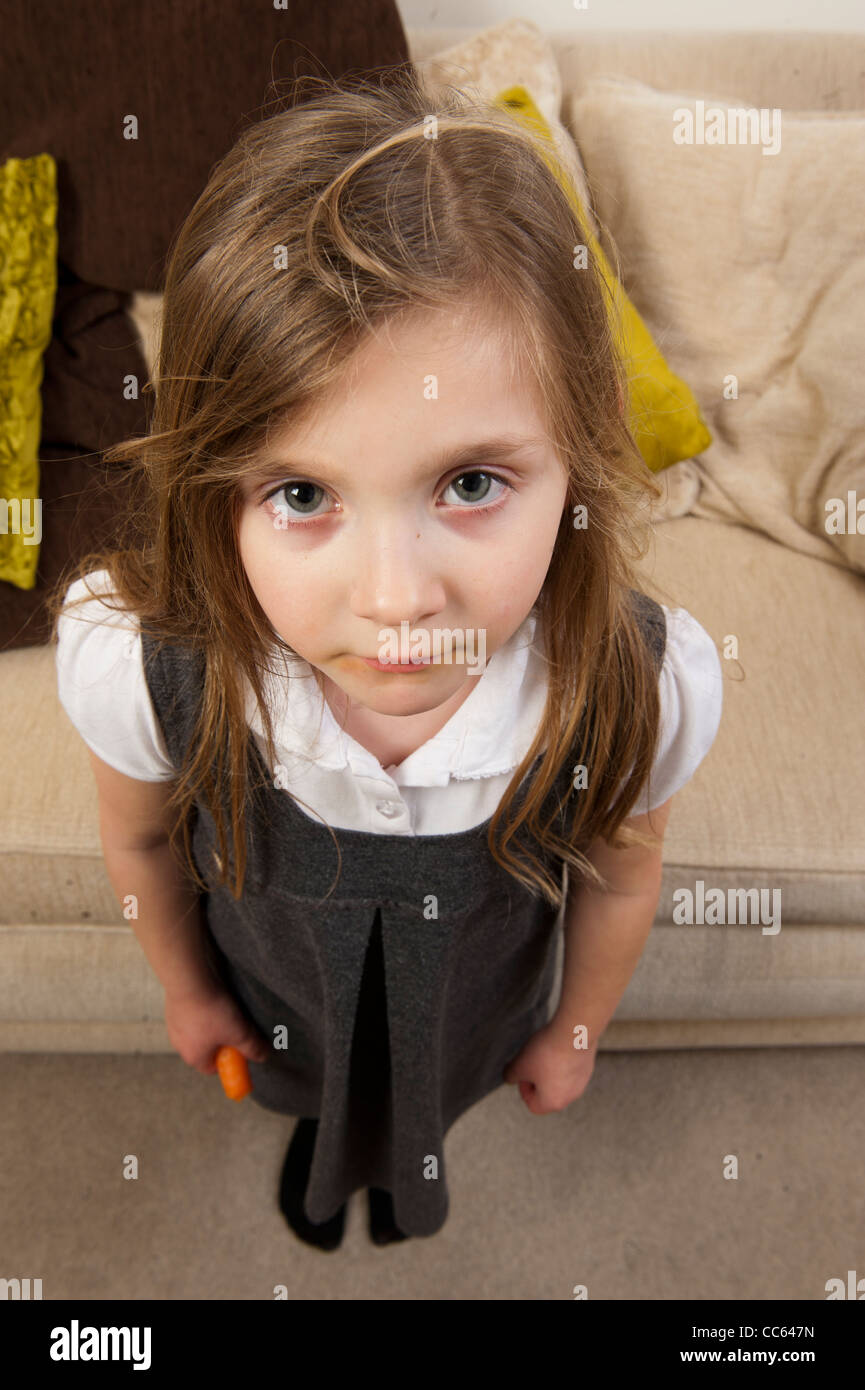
[{"xmin": 216, "ymin": 1045, "xmax": 253, "ymax": 1101}]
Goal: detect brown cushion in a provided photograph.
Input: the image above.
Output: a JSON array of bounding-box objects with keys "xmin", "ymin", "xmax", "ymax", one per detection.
[
  {"xmin": 39, "ymin": 264, "xmax": 150, "ymax": 457},
  {"xmin": 0, "ymin": 0, "xmax": 411, "ymax": 293},
  {"xmin": 0, "ymin": 449, "xmax": 142, "ymax": 651}
]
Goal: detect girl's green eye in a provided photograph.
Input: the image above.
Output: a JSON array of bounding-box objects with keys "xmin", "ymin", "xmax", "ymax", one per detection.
[
  {"xmin": 450, "ymin": 472, "xmax": 497, "ymax": 505},
  {"xmin": 266, "ymin": 481, "xmax": 327, "ymax": 516}
]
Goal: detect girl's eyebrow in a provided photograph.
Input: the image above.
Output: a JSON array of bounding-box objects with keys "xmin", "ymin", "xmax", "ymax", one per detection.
[{"xmin": 243, "ymin": 434, "xmax": 550, "ymax": 490}]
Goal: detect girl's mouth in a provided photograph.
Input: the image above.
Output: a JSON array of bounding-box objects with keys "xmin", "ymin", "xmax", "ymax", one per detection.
[{"xmin": 359, "ymin": 656, "xmax": 431, "ymax": 672}]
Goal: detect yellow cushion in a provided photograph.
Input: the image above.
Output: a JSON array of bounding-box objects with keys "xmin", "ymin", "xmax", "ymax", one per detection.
[
  {"xmin": 493, "ymin": 86, "xmax": 712, "ymax": 474},
  {"xmin": 0, "ymin": 153, "xmax": 57, "ymax": 589}
]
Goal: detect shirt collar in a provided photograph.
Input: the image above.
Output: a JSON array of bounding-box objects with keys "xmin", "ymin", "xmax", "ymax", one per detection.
[{"xmin": 245, "ymin": 611, "xmax": 548, "ymax": 788}]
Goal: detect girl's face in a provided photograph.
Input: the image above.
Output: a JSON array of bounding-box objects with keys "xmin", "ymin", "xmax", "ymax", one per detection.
[{"xmin": 237, "ymin": 305, "xmax": 570, "ymax": 722}]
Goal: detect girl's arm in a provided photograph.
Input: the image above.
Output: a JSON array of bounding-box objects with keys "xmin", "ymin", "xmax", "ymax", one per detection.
[
  {"xmin": 547, "ymin": 798, "xmax": 673, "ymax": 1051},
  {"xmin": 87, "ymin": 748, "xmax": 221, "ymax": 999}
]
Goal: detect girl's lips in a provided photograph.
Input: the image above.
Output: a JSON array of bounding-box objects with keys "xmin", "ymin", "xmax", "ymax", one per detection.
[{"xmin": 360, "ymin": 656, "xmax": 431, "ymax": 671}]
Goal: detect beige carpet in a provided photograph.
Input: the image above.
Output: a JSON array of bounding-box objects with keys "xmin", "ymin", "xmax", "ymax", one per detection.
[{"xmin": 3, "ymin": 1045, "xmax": 862, "ymax": 1301}]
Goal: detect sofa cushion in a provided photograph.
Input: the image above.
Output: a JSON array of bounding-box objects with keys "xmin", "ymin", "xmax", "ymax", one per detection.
[
  {"xmin": 567, "ymin": 76, "xmax": 865, "ymax": 576},
  {"xmin": 636, "ymin": 515, "xmax": 865, "ymax": 913}
]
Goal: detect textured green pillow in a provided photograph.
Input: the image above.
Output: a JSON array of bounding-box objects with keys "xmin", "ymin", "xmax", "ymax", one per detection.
[{"xmin": 0, "ymin": 153, "xmax": 57, "ymax": 589}]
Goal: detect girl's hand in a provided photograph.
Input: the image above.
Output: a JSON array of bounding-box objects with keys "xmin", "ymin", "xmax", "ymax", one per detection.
[
  {"xmin": 163, "ymin": 980, "xmax": 271, "ymax": 1076},
  {"xmin": 503, "ymin": 1022, "xmax": 598, "ymax": 1115}
]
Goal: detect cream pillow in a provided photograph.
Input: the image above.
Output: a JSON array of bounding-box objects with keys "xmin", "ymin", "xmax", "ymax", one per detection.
[
  {"xmin": 128, "ymin": 290, "xmax": 162, "ymax": 381},
  {"xmin": 567, "ymin": 76, "xmax": 865, "ymax": 574}
]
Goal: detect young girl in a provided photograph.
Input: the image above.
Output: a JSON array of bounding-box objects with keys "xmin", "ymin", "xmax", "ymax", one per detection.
[{"xmin": 52, "ymin": 70, "xmax": 723, "ymax": 1253}]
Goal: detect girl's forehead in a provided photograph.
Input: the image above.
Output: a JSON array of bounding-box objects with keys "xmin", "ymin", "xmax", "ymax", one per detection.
[
  {"xmin": 334, "ymin": 308, "xmax": 531, "ymax": 400},
  {"xmin": 235, "ymin": 303, "xmax": 542, "ymax": 485},
  {"xmin": 343, "ymin": 294, "xmax": 517, "ymax": 351}
]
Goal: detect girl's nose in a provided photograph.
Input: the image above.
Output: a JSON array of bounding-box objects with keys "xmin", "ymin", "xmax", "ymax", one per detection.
[{"xmin": 347, "ymin": 523, "xmax": 446, "ymax": 629}]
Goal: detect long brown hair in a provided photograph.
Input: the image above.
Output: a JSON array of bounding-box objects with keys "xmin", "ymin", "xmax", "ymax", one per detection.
[{"xmin": 48, "ymin": 67, "xmax": 677, "ymax": 910}]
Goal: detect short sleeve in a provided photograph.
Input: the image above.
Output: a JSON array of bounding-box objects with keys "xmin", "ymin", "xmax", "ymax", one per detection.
[
  {"xmin": 626, "ymin": 605, "xmax": 723, "ymax": 817},
  {"xmin": 55, "ymin": 569, "xmax": 177, "ymax": 782}
]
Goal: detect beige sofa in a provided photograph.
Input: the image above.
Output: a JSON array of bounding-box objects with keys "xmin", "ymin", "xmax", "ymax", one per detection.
[{"xmin": 3, "ymin": 25, "xmax": 864, "ymax": 1055}]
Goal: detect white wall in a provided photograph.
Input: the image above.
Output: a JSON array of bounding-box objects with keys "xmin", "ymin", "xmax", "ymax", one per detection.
[{"xmin": 396, "ymin": 0, "xmax": 865, "ymax": 33}]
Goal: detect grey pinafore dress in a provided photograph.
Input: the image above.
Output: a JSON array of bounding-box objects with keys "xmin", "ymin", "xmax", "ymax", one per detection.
[{"xmin": 140, "ymin": 592, "xmax": 665, "ymax": 1239}]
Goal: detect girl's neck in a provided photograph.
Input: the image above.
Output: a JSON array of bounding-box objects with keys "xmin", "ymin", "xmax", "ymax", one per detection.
[{"xmin": 321, "ymin": 674, "xmax": 478, "ymax": 771}]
